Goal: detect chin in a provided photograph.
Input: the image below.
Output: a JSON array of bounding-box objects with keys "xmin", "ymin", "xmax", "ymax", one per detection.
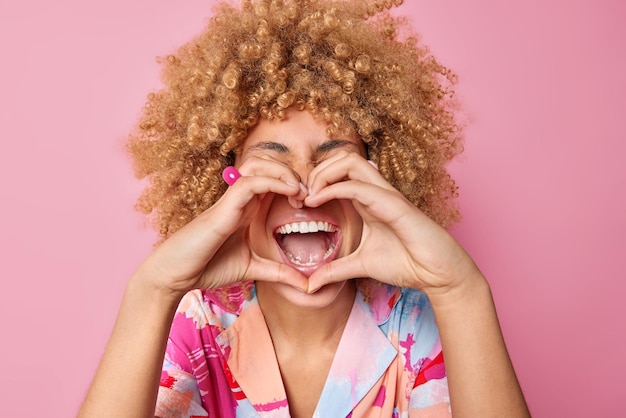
[{"xmin": 257, "ymin": 278, "xmax": 353, "ymax": 311}]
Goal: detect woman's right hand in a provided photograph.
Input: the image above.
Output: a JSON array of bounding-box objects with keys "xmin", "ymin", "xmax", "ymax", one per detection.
[{"xmin": 133, "ymin": 157, "xmax": 310, "ymax": 297}]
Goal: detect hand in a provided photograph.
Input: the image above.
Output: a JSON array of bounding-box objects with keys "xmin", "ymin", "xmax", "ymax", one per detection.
[
  {"xmin": 304, "ymin": 152, "xmax": 480, "ymax": 295},
  {"xmin": 135, "ymin": 157, "xmax": 310, "ymax": 296}
]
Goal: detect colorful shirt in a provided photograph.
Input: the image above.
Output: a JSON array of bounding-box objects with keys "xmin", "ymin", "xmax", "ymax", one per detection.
[{"xmin": 155, "ymin": 280, "xmax": 451, "ymax": 417}]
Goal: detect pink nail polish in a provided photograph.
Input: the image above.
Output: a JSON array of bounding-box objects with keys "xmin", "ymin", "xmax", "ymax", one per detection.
[{"xmin": 222, "ymin": 166, "xmax": 241, "ymax": 186}]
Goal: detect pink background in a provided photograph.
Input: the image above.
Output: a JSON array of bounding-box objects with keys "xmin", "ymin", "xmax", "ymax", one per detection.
[{"xmin": 1, "ymin": 0, "xmax": 624, "ymax": 416}]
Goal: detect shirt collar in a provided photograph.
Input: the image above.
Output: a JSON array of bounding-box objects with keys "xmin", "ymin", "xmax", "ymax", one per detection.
[
  {"xmin": 214, "ymin": 280, "xmax": 399, "ymax": 416},
  {"xmin": 313, "ymin": 289, "xmax": 398, "ymax": 416}
]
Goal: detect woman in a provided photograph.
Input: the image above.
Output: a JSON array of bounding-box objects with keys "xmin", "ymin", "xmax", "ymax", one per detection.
[{"xmin": 78, "ymin": 0, "xmax": 530, "ymax": 416}]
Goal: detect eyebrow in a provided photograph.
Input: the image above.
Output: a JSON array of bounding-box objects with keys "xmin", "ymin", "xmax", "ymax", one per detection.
[
  {"xmin": 246, "ymin": 139, "xmax": 358, "ymax": 155},
  {"xmin": 246, "ymin": 141, "xmax": 290, "ymax": 153},
  {"xmin": 315, "ymin": 139, "xmax": 359, "ymax": 154}
]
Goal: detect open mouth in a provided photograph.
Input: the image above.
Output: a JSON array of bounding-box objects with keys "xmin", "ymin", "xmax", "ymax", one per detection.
[{"xmin": 274, "ymin": 221, "xmax": 341, "ymax": 271}]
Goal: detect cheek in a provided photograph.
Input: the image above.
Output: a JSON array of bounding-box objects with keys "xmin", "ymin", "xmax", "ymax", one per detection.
[
  {"xmin": 340, "ymin": 201, "xmax": 363, "ymax": 252},
  {"xmin": 248, "ymin": 225, "xmax": 272, "ymax": 258},
  {"xmin": 247, "ymin": 196, "xmax": 277, "ymax": 257}
]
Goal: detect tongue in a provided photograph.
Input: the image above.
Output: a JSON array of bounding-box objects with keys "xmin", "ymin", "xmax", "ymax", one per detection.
[{"xmin": 280, "ymin": 232, "xmax": 331, "ymax": 265}]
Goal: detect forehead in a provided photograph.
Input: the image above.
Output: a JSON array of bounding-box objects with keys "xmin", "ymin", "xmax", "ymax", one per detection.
[{"xmin": 240, "ymin": 110, "xmax": 365, "ymax": 156}]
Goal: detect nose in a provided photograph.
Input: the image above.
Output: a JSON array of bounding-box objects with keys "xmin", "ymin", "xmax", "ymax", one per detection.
[
  {"xmin": 290, "ymin": 160, "xmax": 315, "ymax": 187},
  {"xmin": 286, "ymin": 160, "xmax": 314, "ymax": 209}
]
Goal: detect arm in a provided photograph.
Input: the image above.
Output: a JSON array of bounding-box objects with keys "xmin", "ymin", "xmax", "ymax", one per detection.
[
  {"xmin": 78, "ymin": 160, "xmax": 309, "ymax": 417},
  {"xmin": 305, "ymin": 152, "xmax": 530, "ymax": 417},
  {"xmin": 426, "ymin": 270, "xmax": 530, "ymax": 417},
  {"xmin": 77, "ymin": 276, "xmax": 183, "ymax": 418}
]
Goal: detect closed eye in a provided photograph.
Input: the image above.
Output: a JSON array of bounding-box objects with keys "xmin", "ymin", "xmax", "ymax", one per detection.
[
  {"xmin": 313, "ymin": 139, "xmax": 363, "ymax": 162},
  {"xmin": 239, "ymin": 138, "xmax": 364, "ymax": 166},
  {"xmin": 246, "ymin": 141, "xmax": 289, "ymax": 154},
  {"xmin": 315, "ymin": 139, "xmax": 359, "ymax": 154}
]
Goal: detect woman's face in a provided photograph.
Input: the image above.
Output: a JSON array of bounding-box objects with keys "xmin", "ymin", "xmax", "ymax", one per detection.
[{"xmin": 236, "ymin": 109, "xmax": 366, "ymax": 307}]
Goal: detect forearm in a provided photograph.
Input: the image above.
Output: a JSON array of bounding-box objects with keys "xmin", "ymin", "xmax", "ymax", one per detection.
[
  {"xmin": 426, "ymin": 272, "xmax": 530, "ymax": 418},
  {"xmin": 78, "ymin": 273, "xmax": 184, "ymax": 418}
]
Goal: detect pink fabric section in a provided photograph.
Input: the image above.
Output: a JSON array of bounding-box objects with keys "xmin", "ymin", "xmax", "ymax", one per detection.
[
  {"xmin": 156, "ymin": 283, "xmax": 450, "ymax": 417},
  {"xmin": 216, "ymin": 302, "xmax": 288, "ymax": 413}
]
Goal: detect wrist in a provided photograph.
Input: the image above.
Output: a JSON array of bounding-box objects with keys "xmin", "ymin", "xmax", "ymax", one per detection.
[
  {"xmin": 128, "ymin": 264, "xmax": 188, "ymax": 309},
  {"xmin": 422, "ymin": 266, "xmax": 492, "ymax": 311}
]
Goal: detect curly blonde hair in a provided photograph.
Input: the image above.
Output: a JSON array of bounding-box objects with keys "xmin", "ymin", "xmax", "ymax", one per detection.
[{"xmin": 128, "ymin": 0, "xmax": 463, "ymax": 240}]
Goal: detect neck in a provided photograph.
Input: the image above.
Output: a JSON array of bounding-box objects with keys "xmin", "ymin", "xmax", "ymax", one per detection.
[{"xmin": 256, "ymin": 280, "xmax": 356, "ymax": 349}]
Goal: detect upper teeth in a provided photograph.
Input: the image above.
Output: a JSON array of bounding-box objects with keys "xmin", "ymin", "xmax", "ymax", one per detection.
[{"xmin": 275, "ymin": 221, "xmax": 337, "ymax": 234}]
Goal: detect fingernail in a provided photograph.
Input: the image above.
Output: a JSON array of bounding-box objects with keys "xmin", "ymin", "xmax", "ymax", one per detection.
[
  {"xmin": 222, "ymin": 166, "xmax": 241, "ymax": 186},
  {"xmin": 299, "ymin": 182, "xmax": 308, "ymax": 195},
  {"xmin": 285, "ymin": 181, "xmax": 299, "ymax": 188},
  {"xmin": 367, "ymin": 160, "xmax": 379, "ymax": 170},
  {"xmin": 288, "ymin": 196, "xmax": 303, "ymax": 209}
]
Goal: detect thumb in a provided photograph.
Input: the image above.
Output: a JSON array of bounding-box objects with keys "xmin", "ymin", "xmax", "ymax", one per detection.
[
  {"xmin": 307, "ymin": 255, "xmax": 367, "ymax": 293},
  {"xmin": 245, "ymin": 256, "xmax": 309, "ymax": 292}
]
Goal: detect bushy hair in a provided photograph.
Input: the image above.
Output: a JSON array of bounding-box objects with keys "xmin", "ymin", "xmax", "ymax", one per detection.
[{"xmin": 128, "ymin": 0, "xmax": 463, "ymax": 240}]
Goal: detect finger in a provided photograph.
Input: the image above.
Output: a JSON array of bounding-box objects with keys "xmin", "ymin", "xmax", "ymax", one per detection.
[
  {"xmin": 307, "ymin": 152, "xmax": 393, "ymax": 197},
  {"xmin": 228, "ymin": 167, "xmax": 305, "ymax": 209},
  {"xmin": 288, "ymin": 195, "xmax": 304, "ymax": 209},
  {"xmin": 305, "ymin": 179, "xmax": 409, "ymax": 220},
  {"xmin": 202, "ymin": 176, "xmax": 299, "ymax": 238},
  {"xmin": 222, "ymin": 166, "xmax": 241, "ymax": 186},
  {"xmin": 186, "ymin": 174, "xmax": 305, "ymax": 263},
  {"xmin": 225, "ymin": 175, "xmax": 300, "ymax": 207},
  {"xmin": 245, "ymin": 256, "xmax": 309, "ymax": 292},
  {"xmin": 307, "ymin": 254, "xmax": 368, "ymax": 293},
  {"xmin": 238, "ymin": 155, "xmax": 308, "ymax": 200}
]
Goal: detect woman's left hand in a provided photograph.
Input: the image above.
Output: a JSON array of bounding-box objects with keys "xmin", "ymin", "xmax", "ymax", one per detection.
[{"xmin": 304, "ymin": 152, "xmax": 480, "ymax": 295}]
